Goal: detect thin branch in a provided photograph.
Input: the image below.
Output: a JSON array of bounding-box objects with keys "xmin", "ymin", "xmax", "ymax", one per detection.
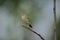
[
  {"xmin": 53, "ymin": 0, "xmax": 56, "ymax": 40},
  {"xmin": 22, "ymin": 25, "xmax": 45, "ymax": 40}
]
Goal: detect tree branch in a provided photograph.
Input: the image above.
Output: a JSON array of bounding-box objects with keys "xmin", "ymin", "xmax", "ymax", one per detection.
[
  {"xmin": 22, "ymin": 25, "xmax": 45, "ymax": 40},
  {"xmin": 53, "ymin": 0, "xmax": 56, "ymax": 40}
]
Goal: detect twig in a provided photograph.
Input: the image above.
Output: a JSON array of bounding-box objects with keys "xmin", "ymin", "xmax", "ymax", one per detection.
[
  {"xmin": 22, "ymin": 25, "xmax": 45, "ymax": 40},
  {"xmin": 53, "ymin": 0, "xmax": 56, "ymax": 40}
]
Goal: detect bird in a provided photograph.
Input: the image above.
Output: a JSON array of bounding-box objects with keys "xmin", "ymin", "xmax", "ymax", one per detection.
[{"xmin": 21, "ymin": 11, "xmax": 32, "ymax": 28}]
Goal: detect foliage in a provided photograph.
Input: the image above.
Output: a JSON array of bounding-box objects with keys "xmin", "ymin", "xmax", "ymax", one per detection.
[
  {"xmin": 57, "ymin": 18, "xmax": 60, "ymax": 40},
  {"xmin": 0, "ymin": 0, "xmax": 6, "ymax": 6}
]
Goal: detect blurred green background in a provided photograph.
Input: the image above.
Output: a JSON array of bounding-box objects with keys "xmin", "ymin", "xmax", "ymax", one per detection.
[{"xmin": 0, "ymin": 0, "xmax": 60, "ymax": 40}]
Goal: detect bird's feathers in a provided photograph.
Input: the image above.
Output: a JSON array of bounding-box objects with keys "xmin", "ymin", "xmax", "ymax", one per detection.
[{"xmin": 21, "ymin": 12, "xmax": 32, "ymax": 28}]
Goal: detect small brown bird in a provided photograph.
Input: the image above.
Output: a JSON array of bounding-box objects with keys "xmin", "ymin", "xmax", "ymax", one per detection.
[{"xmin": 21, "ymin": 12, "xmax": 32, "ymax": 28}]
